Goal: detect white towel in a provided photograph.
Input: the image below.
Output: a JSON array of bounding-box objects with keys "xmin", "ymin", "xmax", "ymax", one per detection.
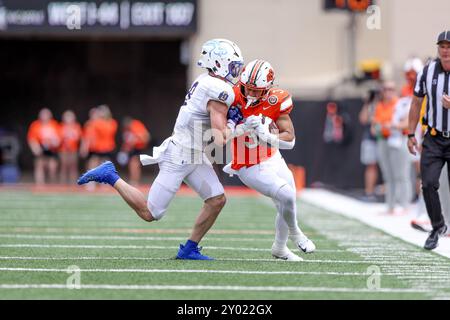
[
  {"xmin": 223, "ymin": 162, "xmax": 239, "ymax": 177},
  {"xmin": 140, "ymin": 137, "xmax": 172, "ymax": 166}
]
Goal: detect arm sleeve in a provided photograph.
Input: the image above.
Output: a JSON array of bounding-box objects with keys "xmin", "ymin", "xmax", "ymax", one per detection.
[
  {"xmin": 279, "ymin": 95, "xmax": 294, "ymax": 115},
  {"xmin": 414, "ymin": 66, "xmax": 427, "ymax": 98}
]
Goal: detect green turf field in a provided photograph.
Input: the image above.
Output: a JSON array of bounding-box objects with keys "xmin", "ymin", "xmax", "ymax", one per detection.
[{"xmin": 0, "ymin": 190, "xmax": 449, "ymax": 300}]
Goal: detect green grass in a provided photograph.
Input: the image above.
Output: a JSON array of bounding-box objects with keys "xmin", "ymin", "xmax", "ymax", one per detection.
[{"xmin": 0, "ymin": 191, "xmax": 449, "ymax": 300}]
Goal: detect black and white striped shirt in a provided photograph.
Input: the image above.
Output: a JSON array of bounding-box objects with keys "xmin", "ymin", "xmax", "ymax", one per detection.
[{"xmin": 415, "ymin": 59, "xmax": 450, "ymax": 132}]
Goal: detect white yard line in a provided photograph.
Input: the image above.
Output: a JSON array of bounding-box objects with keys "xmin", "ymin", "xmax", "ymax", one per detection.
[
  {"xmin": 0, "ymin": 255, "xmax": 447, "ymax": 266},
  {"xmin": 0, "ymin": 267, "xmax": 375, "ymax": 276},
  {"xmin": 0, "ymin": 266, "xmax": 443, "ymax": 277},
  {"xmin": 0, "ymin": 234, "xmax": 276, "ymax": 243},
  {"xmin": 0, "ymin": 227, "xmax": 276, "ymax": 236},
  {"xmin": 286, "ymin": 192, "xmax": 450, "ymax": 299},
  {"xmin": 0, "ymin": 283, "xmax": 431, "ymax": 294},
  {"xmin": 299, "ymin": 189, "xmax": 450, "ymax": 259},
  {"xmin": 0, "ymin": 243, "xmax": 342, "ymax": 252}
]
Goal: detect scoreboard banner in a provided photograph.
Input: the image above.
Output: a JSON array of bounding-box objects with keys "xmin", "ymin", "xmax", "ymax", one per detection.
[{"xmin": 0, "ymin": 0, "xmax": 197, "ymax": 36}]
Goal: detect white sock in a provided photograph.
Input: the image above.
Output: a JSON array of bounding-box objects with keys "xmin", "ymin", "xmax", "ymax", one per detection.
[
  {"xmin": 274, "ymin": 211, "xmax": 289, "ymax": 248},
  {"xmin": 274, "ymin": 184, "xmax": 303, "ymax": 237}
]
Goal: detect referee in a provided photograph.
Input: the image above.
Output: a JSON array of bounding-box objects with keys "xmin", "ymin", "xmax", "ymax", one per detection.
[{"xmin": 408, "ymin": 30, "xmax": 450, "ymax": 250}]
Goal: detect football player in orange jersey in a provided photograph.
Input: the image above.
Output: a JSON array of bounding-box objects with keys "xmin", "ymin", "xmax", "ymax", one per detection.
[
  {"xmin": 27, "ymin": 108, "xmax": 61, "ymax": 185},
  {"xmin": 224, "ymin": 59, "xmax": 316, "ymax": 261}
]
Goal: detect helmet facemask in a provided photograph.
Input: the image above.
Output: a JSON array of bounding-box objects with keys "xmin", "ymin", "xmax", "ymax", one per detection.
[
  {"xmin": 225, "ymin": 61, "xmax": 244, "ymax": 85},
  {"xmin": 239, "ymin": 59, "xmax": 275, "ymax": 107},
  {"xmin": 240, "ymin": 81, "xmax": 273, "ymax": 107}
]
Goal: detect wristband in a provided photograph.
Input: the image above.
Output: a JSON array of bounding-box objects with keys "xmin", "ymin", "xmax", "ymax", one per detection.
[{"xmin": 407, "ymin": 133, "xmax": 415, "ymax": 139}]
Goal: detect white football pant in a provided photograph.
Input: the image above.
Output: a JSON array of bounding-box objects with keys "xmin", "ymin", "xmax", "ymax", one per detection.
[
  {"xmin": 147, "ymin": 142, "xmax": 224, "ymax": 220},
  {"xmin": 236, "ymin": 152, "xmax": 305, "ymax": 247}
]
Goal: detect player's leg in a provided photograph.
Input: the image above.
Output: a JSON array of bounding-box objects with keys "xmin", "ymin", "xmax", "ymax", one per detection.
[
  {"xmin": 271, "ymin": 208, "xmax": 302, "ymax": 261},
  {"xmin": 178, "ymin": 163, "xmax": 226, "ymax": 260},
  {"xmin": 239, "ymin": 165, "xmax": 302, "ymax": 260},
  {"xmin": 274, "ymin": 157, "xmax": 316, "ymax": 253},
  {"xmin": 78, "ymin": 161, "xmax": 155, "ymax": 222},
  {"xmin": 237, "ymin": 158, "xmax": 305, "ymax": 260},
  {"xmin": 114, "ymin": 179, "xmax": 155, "ymax": 222},
  {"xmin": 239, "ymin": 155, "xmax": 315, "ymax": 254}
]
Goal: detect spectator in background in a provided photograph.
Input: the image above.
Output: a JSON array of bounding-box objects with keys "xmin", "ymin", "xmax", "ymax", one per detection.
[
  {"xmin": 117, "ymin": 117, "xmax": 150, "ymax": 185},
  {"xmin": 372, "ymin": 81, "xmax": 410, "ymax": 214},
  {"xmin": 93, "ymin": 105, "xmax": 118, "ymax": 163},
  {"xmin": 389, "ymin": 86, "xmax": 414, "ymax": 214},
  {"xmin": 27, "ymin": 108, "xmax": 61, "ymax": 185},
  {"xmin": 59, "ymin": 110, "xmax": 82, "ymax": 184},
  {"xmin": 402, "ymin": 59, "xmax": 425, "ymax": 197},
  {"xmin": 80, "ymin": 105, "xmax": 117, "ymax": 171},
  {"xmin": 80, "ymin": 107, "xmax": 99, "ymax": 170},
  {"xmin": 359, "ymin": 86, "xmax": 380, "ymax": 202}
]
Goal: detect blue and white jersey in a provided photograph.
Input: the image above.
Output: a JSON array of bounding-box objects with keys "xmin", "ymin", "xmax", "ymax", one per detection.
[{"xmin": 172, "ymin": 73, "xmax": 235, "ymax": 152}]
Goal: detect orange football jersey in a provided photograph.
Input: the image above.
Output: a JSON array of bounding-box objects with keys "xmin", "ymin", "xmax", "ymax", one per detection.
[
  {"xmin": 27, "ymin": 120, "xmax": 61, "ymax": 152},
  {"xmin": 123, "ymin": 120, "xmax": 149, "ymax": 151},
  {"xmin": 231, "ymin": 86, "xmax": 294, "ymax": 170},
  {"xmin": 60, "ymin": 122, "xmax": 82, "ymax": 153}
]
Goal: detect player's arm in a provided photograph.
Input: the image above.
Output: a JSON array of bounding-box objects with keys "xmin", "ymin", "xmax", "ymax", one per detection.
[
  {"xmin": 248, "ymin": 113, "xmax": 296, "ymax": 150},
  {"xmin": 207, "ymin": 100, "xmax": 233, "ymax": 146},
  {"xmin": 275, "ymin": 114, "xmax": 295, "ymax": 143}
]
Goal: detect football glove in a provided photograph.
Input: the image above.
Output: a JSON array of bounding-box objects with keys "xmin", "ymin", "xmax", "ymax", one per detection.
[{"xmin": 227, "ymin": 106, "xmax": 244, "ymax": 125}]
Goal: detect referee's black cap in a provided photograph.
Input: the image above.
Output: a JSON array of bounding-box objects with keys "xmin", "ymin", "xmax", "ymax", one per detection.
[{"xmin": 437, "ymin": 30, "xmax": 450, "ymax": 44}]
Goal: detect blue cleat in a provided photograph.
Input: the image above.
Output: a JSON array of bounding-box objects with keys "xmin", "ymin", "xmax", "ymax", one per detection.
[
  {"xmin": 176, "ymin": 244, "xmax": 214, "ymax": 260},
  {"xmin": 77, "ymin": 161, "xmax": 120, "ymax": 186}
]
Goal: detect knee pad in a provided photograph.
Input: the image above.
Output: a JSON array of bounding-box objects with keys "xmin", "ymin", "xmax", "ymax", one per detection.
[
  {"xmin": 274, "ymin": 184, "xmax": 296, "ymax": 211},
  {"xmin": 147, "ymin": 181, "xmax": 176, "ymax": 221}
]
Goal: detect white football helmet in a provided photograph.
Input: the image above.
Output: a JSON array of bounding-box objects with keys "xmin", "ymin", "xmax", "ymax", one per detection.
[
  {"xmin": 239, "ymin": 59, "xmax": 275, "ymax": 105},
  {"xmin": 404, "ymin": 57, "xmax": 423, "ymax": 73},
  {"xmin": 197, "ymin": 39, "xmax": 244, "ymax": 85}
]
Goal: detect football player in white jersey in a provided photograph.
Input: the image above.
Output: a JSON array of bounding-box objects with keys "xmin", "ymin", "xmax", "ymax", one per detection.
[{"xmin": 78, "ymin": 39, "xmax": 244, "ymax": 260}]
